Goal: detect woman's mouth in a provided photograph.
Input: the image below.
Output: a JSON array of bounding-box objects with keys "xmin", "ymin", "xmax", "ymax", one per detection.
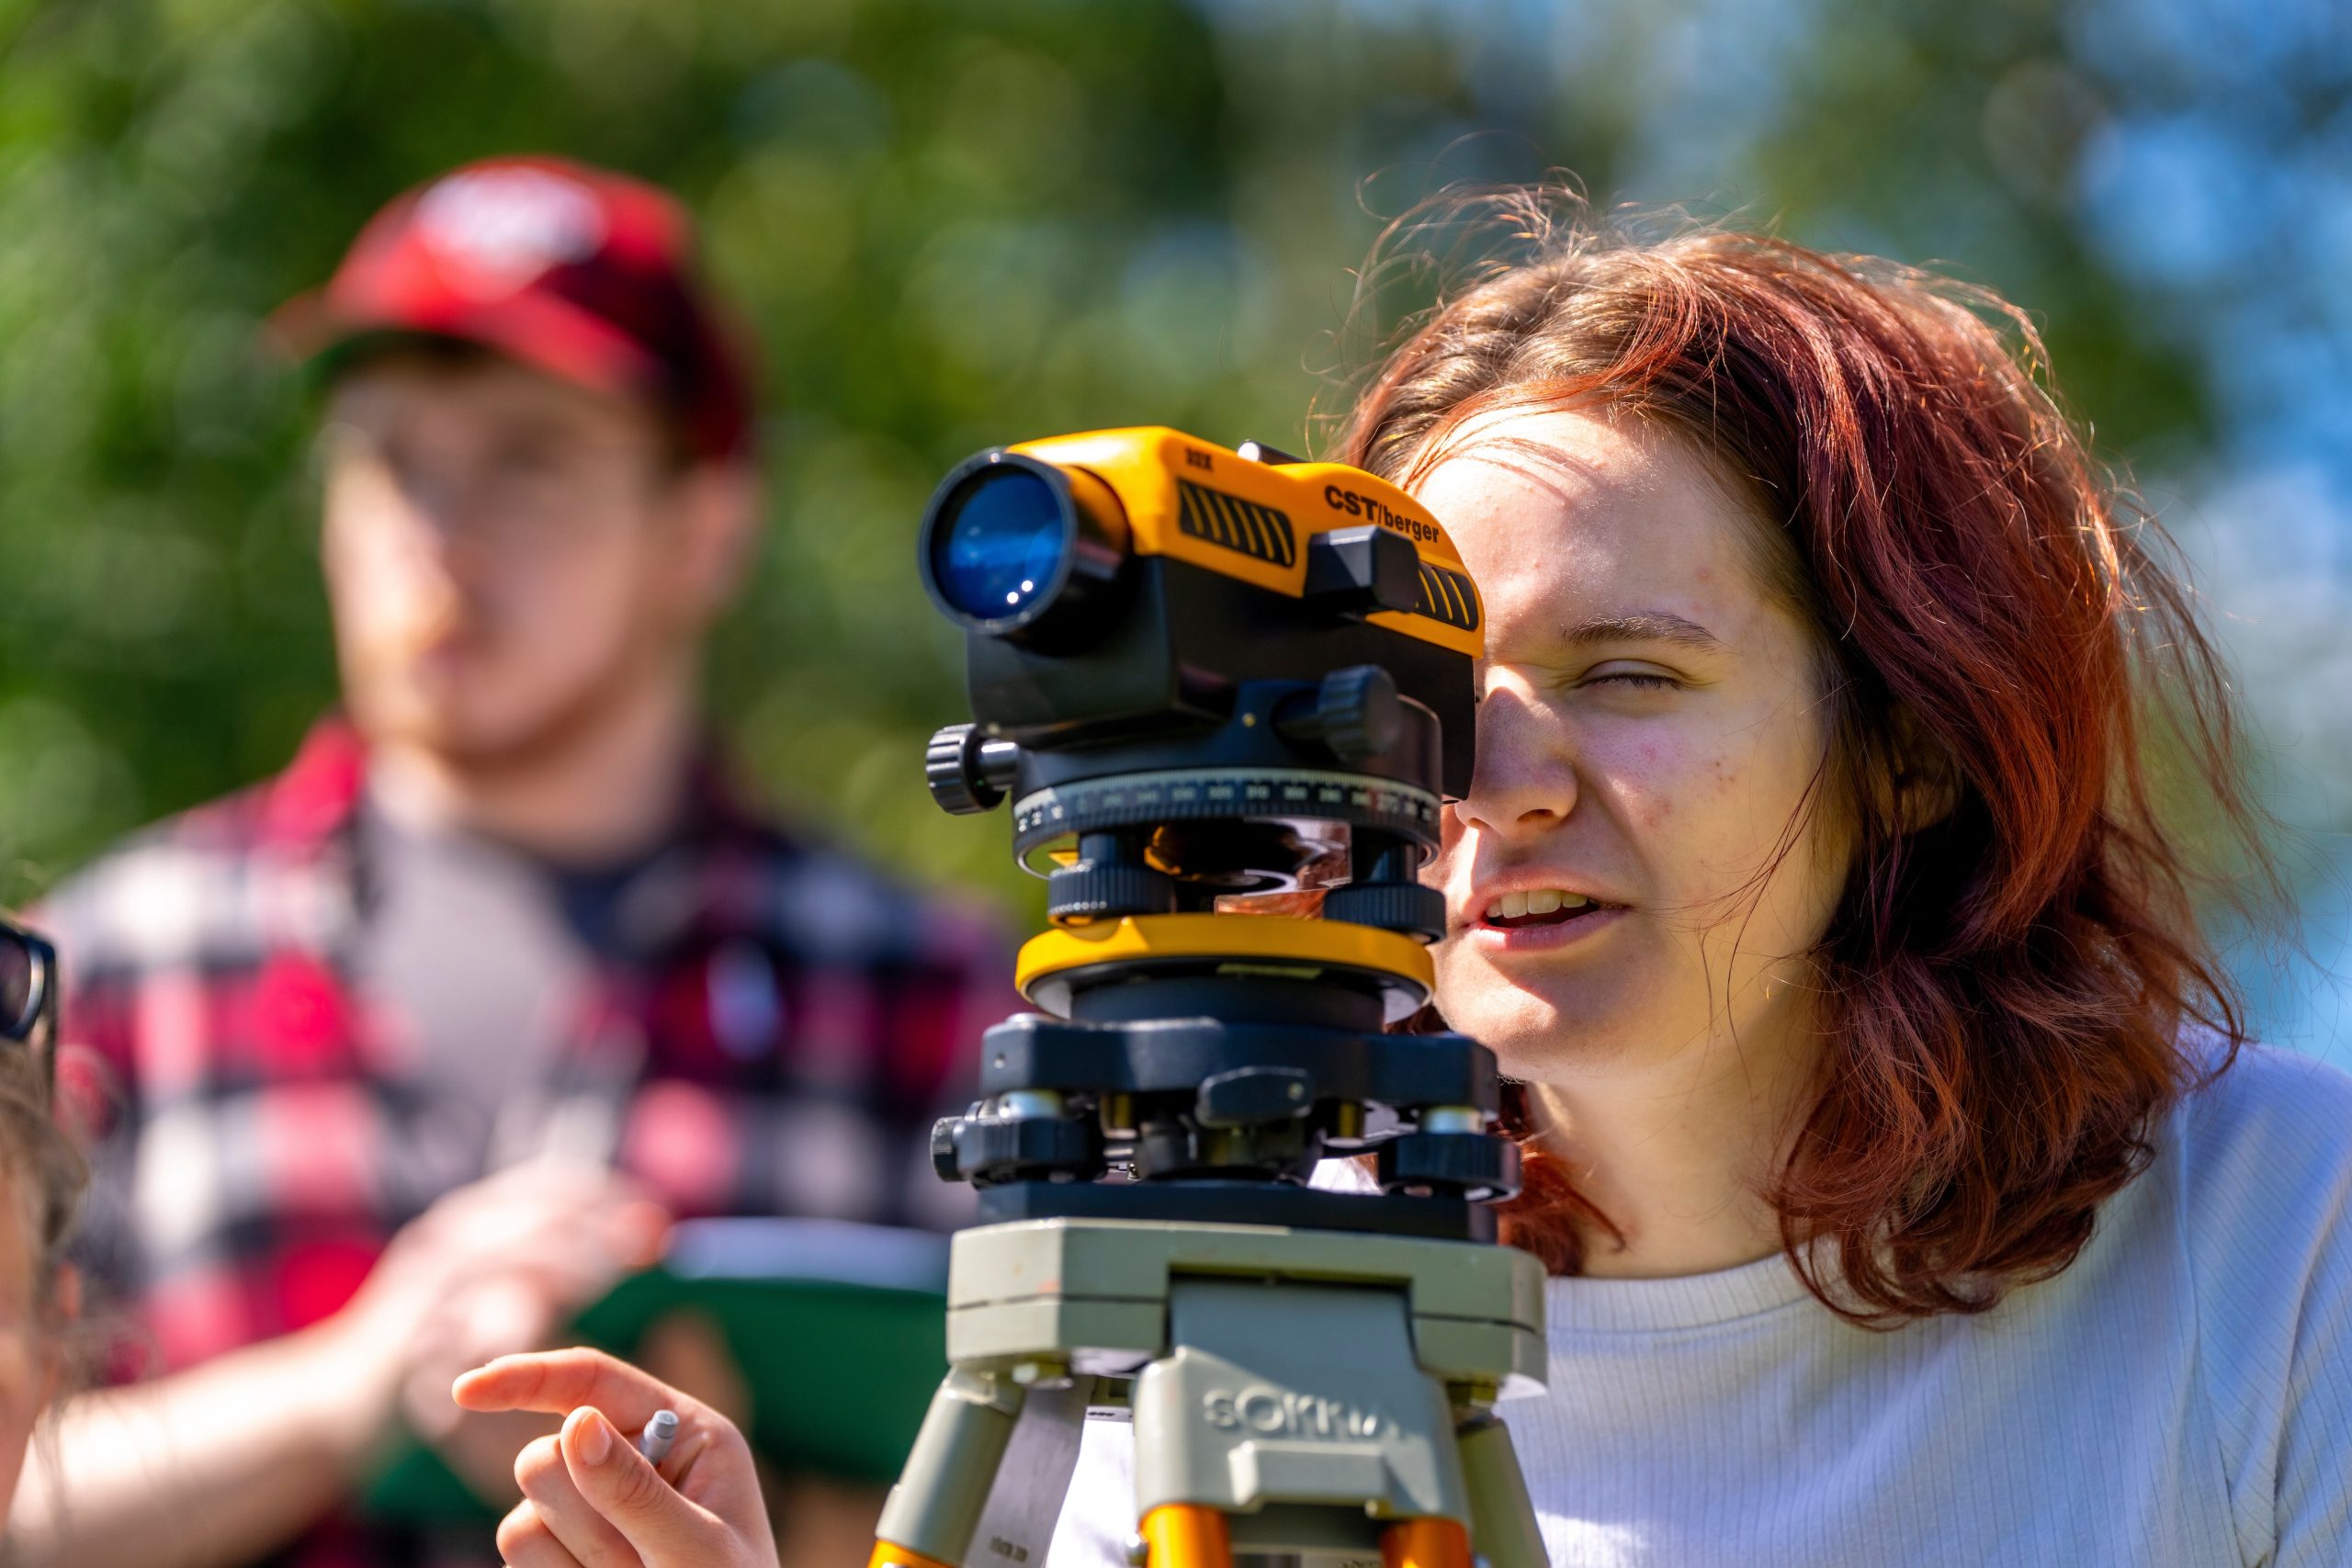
[
  {"xmin": 1481, "ymin": 888, "xmax": 1603, "ymax": 929},
  {"xmin": 1466, "ymin": 887, "xmax": 1627, "ymax": 951}
]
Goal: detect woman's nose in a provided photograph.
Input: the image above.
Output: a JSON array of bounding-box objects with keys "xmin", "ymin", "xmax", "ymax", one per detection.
[{"xmin": 1454, "ymin": 679, "xmax": 1576, "ymax": 838}]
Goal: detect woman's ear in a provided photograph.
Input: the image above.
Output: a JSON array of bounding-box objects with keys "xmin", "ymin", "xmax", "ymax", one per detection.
[{"xmin": 1885, "ymin": 704, "xmax": 1961, "ymax": 834}]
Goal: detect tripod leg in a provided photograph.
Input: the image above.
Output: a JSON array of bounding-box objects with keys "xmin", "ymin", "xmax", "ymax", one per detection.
[
  {"xmin": 1379, "ymin": 1517, "xmax": 1471, "ymax": 1568},
  {"xmin": 1456, "ymin": 1410, "xmax": 1546, "ymax": 1568},
  {"xmin": 1139, "ymin": 1503, "xmax": 1231, "ymax": 1568},
  {"xmin": 870, "ymin": 1367, "xmax": 1025, "ymax": 1568}
]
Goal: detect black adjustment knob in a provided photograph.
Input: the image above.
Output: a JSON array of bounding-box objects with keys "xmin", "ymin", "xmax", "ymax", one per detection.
[
  {"xmin": 931, "ymin": 1114, "xmax": 966, "ymax": 1182},
  {"xmin": 952, "ymin": 1112, "xmax": 1102, "ymax": 1185},
  {"xmin": 1374, "ymin": 1130, "xmax": 1521, "ymax": 1201},
  {"xmin": 1047, "ymin": 859, "xmax": 1177, "ymax": 922},
  {"xmin": 1237, "ymin": 438, "xmax": 1305, "ymax": 466},
  {"xmin": 926, "ymin": 724, "xmax": 1021, "ymax": 815},
  {"xmin": 1319, "ymin": 666, "xmax": 1403, "ymax": 760},
  {"xmin": 1276, "ymin": 664, "xmax": 1403, "ymax": 763},
  {"xmin": 1323, "ymin": 881, "xmax": 1446, "ymax": 941},
  {"xmin": 1195, "ymin": 1066, "xmax": 1315, "ymax": 1127}
]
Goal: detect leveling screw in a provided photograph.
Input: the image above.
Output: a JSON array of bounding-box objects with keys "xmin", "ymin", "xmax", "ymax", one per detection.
[{"xmin": 1122, "ymin": 1533, "xmax": 1149, "ymax": 1566}]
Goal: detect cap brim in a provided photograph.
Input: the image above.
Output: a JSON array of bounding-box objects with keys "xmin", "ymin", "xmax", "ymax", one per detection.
[{"xmin": 266, "ymin": 286, "xmax": 664, "ymax": 404}]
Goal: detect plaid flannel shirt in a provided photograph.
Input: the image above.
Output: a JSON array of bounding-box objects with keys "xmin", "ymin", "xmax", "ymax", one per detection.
[{"xmin": 45, "ymin": 718, "xmax": 1012, "ymax": 1567}]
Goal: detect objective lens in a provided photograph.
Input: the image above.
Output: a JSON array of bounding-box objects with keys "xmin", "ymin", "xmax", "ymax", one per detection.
[{"xmin": 931, "ymin": 468, "xmax": 1069, "ymax": 625}]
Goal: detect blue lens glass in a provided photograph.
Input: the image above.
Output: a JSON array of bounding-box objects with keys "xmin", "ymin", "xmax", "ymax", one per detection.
[{"xmin": 933, "ymin": 468, "xmax": 1069, "ymax": 623}]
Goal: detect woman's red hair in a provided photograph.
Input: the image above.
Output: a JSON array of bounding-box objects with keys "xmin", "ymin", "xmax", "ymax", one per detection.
[{"xmin": 1339, "ymin": 190, "xmax": 2268, "ymax": 1324}]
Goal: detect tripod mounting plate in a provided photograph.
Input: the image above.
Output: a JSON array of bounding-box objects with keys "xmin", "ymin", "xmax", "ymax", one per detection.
[{"xmin": 944, "ymin": 1217, "xmax": 1544, "ymax": 1393}]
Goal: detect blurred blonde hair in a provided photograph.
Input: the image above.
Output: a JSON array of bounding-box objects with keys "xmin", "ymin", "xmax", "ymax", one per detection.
[{"xmin": 0, "ymin": 1038, "xmax": 85, "ymax": 1338}]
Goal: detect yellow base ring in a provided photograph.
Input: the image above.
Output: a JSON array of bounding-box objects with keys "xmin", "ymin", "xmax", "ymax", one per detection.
[
  {"xmin": 1017, "ymin": 913, "xmax": 1433, "ymax": 1000},
  {"xmin": 1140, "ymin": 1503, "xmax": 1234, "ymax": 1568},
  {"xmin": 1380, "ymin": 1517, "xmax": 1472, "ymax": 1568},
  {"xmin": 868, "ymin": 1542, "xmax": 957, "ymax": 1568}
]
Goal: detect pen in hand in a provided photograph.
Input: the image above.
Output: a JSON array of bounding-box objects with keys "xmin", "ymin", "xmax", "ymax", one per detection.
[
  {"xmin": 456, "ymin": 1349, "xmax": 778, "ymax": 1567},
  {"xmin": 638, "ymin": 1408, "xmax": 679, "ymax": 1467}
]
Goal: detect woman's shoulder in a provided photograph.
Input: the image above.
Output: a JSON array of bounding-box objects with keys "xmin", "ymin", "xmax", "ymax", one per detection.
[
  {"xmin": 2165, "ymin": 1043, "xmax": 2352, "ymax": 1284},
  {"xmin": 2162, "ymin": 1043, "xmax": 2352, "ymax": 1558},
  {"xmin": 2170, "ymin": 1041, "xmax": 2352, "ymax": 1235},
  {"xmin": 2164, "ymin": 1044, "xmax": 2352, "ymax": 1404}
]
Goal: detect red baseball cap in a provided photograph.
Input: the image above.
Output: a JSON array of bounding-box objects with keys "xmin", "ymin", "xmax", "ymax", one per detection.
[{"xmin": 274, "ymin": 155, "xmax": 757, "ymax": 461}]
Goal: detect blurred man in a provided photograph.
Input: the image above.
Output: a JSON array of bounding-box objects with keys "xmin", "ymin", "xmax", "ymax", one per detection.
[{"xmin": 26, "ymin": 157, "xmax": 1001, "ymax": 1568}]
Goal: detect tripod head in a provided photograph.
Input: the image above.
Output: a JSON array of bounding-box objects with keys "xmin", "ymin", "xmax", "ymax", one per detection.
[{"xmin": 920, "ymin": 429, "xmax": 1518, "ymax": 1239}]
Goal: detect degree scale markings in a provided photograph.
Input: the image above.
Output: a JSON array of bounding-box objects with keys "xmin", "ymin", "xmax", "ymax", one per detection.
[{"xmin": 1010, "ymin": 768, "xmax": 1442, "ymax": 872}]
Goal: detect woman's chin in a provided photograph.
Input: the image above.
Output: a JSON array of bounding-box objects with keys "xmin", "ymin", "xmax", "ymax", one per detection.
[
  {"xmin": 1448, "ymin": 997, "xmax": 1625, "ymax": 1080},
  {"xmin": 1435, "ymin": 964, "xmax": 1652, "ymax": 1070}
]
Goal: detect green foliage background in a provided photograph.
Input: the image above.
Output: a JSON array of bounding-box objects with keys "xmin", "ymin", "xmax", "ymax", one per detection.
[{"xmin": 0, "ymin": 0, "xmax": 2305, "ymax": 947}]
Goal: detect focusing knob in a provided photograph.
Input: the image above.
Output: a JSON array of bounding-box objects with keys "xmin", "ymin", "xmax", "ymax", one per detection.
[
  {"xmin": 930, "ymin": 1113, "xmax": 967, "ymax": 1182},
  {"xmin": 1323, "ymin": 881, "xmax": 1446, "ymax": 942},
  {"xmin": 1276, "ymin": 665, "xmax": 1403, "ymax": 763},
  {"xmin": 926, "ymin": 724, "xmax": 1022, "ymax": 815}
]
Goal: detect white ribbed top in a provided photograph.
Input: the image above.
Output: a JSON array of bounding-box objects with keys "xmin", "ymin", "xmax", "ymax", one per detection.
[{"xmin": 1046, "ymin": 1045, "xmax": 2352, "ymax": 1567}]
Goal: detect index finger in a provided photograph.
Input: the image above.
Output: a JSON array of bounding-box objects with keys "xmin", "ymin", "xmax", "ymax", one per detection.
[{"xmin": 454, "ymin": 1346, "xmax": 696, "ymax": 1429}]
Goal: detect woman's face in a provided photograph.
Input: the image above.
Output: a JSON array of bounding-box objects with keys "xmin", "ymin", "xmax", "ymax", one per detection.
[{"xmin": 1417, "ymin": 408, "xmax": 1851, "ymax": 1086}]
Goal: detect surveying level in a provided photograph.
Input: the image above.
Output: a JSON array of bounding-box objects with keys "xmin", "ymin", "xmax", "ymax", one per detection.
[{"xmin": 872, "ymin": 430, "xmax": 1548, "ymax": 1568}]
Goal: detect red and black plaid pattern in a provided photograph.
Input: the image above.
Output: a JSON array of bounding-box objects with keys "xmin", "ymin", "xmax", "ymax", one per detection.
[{"xmin": 45, "ymin": 718, "xmax": 1012, "ymax": 1567}]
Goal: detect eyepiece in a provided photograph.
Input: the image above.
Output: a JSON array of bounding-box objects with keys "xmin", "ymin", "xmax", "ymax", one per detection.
[{"xmin": 920, "ymin": 450, "xmax": 1128, "ymax": 644}]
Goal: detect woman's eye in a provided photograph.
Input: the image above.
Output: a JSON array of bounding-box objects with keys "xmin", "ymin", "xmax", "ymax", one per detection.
[{"xmin": 1582, "ymin": 670, "xmax": 1680, "ymax": 692}]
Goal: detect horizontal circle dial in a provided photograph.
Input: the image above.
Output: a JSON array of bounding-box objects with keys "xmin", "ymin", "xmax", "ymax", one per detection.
[{"xmin": 1010, "ymin": 767, "xmax": 1442, "ymax": 876}]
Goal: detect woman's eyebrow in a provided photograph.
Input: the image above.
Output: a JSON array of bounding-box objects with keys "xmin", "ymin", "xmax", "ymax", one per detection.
[{"xmin": 1562, "ymin": 611, "xmax": 1724, "ymax": 650}]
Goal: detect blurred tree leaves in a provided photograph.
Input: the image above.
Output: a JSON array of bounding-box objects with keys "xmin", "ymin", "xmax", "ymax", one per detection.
[
  {"xmin": 0, "ymin": 0, "xmax": 2233, "ymax": 922},
  {"xmin": 0, "ymin": 0, "xmax": 1278, "ymax": 908}
]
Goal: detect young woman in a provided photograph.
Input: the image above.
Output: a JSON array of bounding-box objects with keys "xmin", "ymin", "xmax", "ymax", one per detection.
[{"xmin": 468, "ymin": 197, "xmax": 2352, "ymax": 1566}]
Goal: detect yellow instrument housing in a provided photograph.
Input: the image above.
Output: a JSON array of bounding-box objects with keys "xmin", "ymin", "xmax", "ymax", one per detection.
[{"xmin": 1005, "ymin": 427, "xmax": 1483, "ymax": 660}]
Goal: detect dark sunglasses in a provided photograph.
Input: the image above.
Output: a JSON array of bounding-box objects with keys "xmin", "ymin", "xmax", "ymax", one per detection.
[{"xmin": 0, "ymin": 918, "xmax": 55, "ymax": 1089}]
